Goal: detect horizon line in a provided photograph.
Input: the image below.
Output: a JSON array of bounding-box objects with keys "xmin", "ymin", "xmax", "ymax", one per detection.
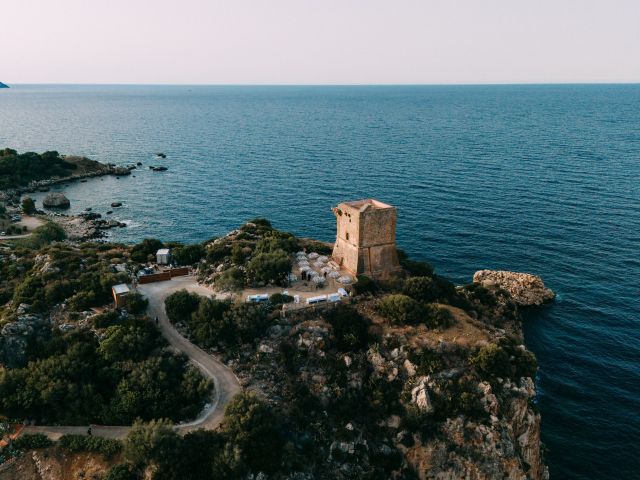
[{"xmin": 3, "ymin": 81, "xmax": 640, "ymax": 87}]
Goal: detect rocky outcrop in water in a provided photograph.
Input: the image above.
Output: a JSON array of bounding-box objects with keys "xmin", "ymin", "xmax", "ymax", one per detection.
[
  {"xmin": 42, "ymin": 193, "xmax": 70, "ymax": 209},
  {"xmin": 473, "ymin": 270, "xmax": 555, "ymax": 306}
]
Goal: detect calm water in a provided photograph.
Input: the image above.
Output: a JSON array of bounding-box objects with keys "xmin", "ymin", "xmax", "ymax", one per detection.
[{"xmin": 1, "ymin": 84, "xmax": 639, "ymax": 478}]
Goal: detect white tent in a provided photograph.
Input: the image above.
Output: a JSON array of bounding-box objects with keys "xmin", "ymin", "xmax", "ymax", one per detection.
[
  {"xmin": 327, "ymin": 270, "xmax": 340, "ymax": 279},
  {"xmin": 312, "ymin": 276, "xmax": 325, "ymax": 285},
  {"xmin": 308, "ymin": 252, "xmax": 319, "ymax": 260},
  {"xmin": 318, "ymin": 256, "xmax": 329, "ymax": 263},
  {"xmin": 337, "ymin": 275, "xmax": 353, "ymax": 284}
]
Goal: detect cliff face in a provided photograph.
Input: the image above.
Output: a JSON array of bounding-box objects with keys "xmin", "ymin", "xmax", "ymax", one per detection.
[{"xmin": 0, "ymin": 448, "xmax": 112, "ymax": 480}]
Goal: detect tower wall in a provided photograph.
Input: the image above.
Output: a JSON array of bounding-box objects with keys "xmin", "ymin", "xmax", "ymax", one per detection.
[{"xmin": 331, "ymin": 199, "xmax": 400, "ymax": 277}]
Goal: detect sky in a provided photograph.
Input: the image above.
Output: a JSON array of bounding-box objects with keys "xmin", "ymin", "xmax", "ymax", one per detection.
[{"xmin": 1, "ymin": 0, "xmax": 639, "ymax": 85}]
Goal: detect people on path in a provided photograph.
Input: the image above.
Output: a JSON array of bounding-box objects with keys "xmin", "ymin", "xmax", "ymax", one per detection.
[
  {"xmin": 87, "ymin": 426, "xmax": 92, "ymax": 436},
  {"xmin": 155, "ymin": 316, "xmax": 159, "ymax": 325}
]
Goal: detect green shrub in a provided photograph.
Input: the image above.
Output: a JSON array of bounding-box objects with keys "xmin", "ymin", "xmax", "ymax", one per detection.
[
  {"xmin": 124, "ymin": 419, "xmax": 179, "ymax": 466},
  {"xmin": 471, "ymin": 343, "xmax": 511, "ymax": 379},
  {"xmin": 59, "ymin": 434, "xmax": 122, "ymax": 457},
  {"xmin": 269, "ymin": 293, "xmax": 294, "ymax": 305},
  {"xmin": 172, "ymin": 244, "xmax": 205, "ymax": 266},
  {"xmin": 126, "ymin": 291, "xmax": 148, "ymax": 314},
  {"xmin": 92, "ymin": 309, "xmax": 121, "ymax": 328},
  {"xmin": 403, "ymin": 276, "xmax": 441, "ymax": 303},
  {"xmin": 21, "ymin": 197, "xmax": 36, "ymax": 214},
  {"xmin": 353, "ymin": 275, "xmax": 377, "ymax": 296},
  {"xmin": 215, "ymin": 267, "xmax": 245, "ymax": 291},
  {"xmin": 206, "ymin": 242, "xmax": 231, "ymax": 263},
  {"xmin": 424, "ymin": 304, "xmax": 455, "ymax": 329},
  {"xmin": 327, "ymin": 304, "xmax": 371, "ymax": 351},
  {"xmin": 246, "ymin": 249, "xmax": 291, "ymax": 286},
  {"xmin": 165, "ymin": 290, "xmax": 201, "ymax": 324},
  {"xmin": 12, "ymin": 433, "xmax": 53, "ymax": 450},
  {"xmin": 130, "ymin": 239, "xmax": 163, "ymax": 263},
  {"xmin": 105, "ymin": 464, "xmax": 142, "ymax": 480},
  {"xmin": 378, "ymin": 294, "xmax": 425, "ymax": 325}
]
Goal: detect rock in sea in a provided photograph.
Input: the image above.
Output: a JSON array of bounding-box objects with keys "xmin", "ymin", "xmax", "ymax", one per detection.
[
  {"xmin": 43, "ymin": 192, "xmax": 71, "ymax": 209},
  {"xmin": 473, "ymin": 270, "xmax": 555, "ymax": 306}
]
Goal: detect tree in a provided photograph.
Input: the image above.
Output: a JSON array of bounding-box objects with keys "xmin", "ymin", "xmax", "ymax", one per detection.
[
  {"xmin": 403, "ymin": 276, "xmax": 441, "ymax": 303},
  {"xmin": 130, "ymin": 238, "xmax": 163, "ymax": 263},
  {"xmin": 471, "ymin": 343, "xmax": 511, "ymax": 379},
  {"xmin": 98, "ymin": 321, "xmax": 161, "ymax": 363},
  {"xmin": 378, "ymin": 294, "xmax": 426, "ymax": 325},
  {"xmin": 223, "ymin": 302, "xmax": 269, "ymax": 345},
  {"xmin": 21, "ymin": 196, "xmax": 36, "ymax": 214},
  {"xmin": 172, "ymin": 244, "xmax": 205, "ymax": 266},
  {"xmin": 164, "ymin": 289, "xmax": 201, "ymax": 324},
  {"xmin": 189, "ymin": 297, "xmax": 232, "ymax": 347},
  {"xmin": 246, "ymin": 249, "xmax": 291, "ymax": 286},
  {"xmin": 32, "ymin": 222, "xmax": 66, "ymax": 243},
  {"xmin": 221, "ymin": 392, "xmax": 283, "ymax": 474},
  {"xmin": 126, "ymin": 291, "xmax": 148, "ymax": 314},
  {"xmin": 215, "ymin": 267, "xmax": 245, "ymax": 291},
  {"xmin": 124, "ymin": 419, "xmax": 180, "ymax": 467},
  {"xmin": 327, "ymin": 304, "xmax": 370, "ymax": 351}
]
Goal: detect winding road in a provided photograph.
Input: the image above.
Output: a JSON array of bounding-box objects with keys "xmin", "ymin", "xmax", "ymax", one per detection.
[{"xmin": 21, "ymin": 276, "xmax": 241, "ymax": 440}]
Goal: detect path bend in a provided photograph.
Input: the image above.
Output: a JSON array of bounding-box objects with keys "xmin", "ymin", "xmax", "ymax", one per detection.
[{"xmin": 21, "ymin": 276, "xmax": 241, "ymax": 440}]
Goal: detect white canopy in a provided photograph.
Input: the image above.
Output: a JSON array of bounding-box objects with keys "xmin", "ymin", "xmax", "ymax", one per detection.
[
  {"xmin": 312, "ymin": 276, "xmax": 326, "ymax": 284},
  {"xmin": 318, "ymin": 256, "xmax": 329, "ymax": 263},
  {"xmin": 337, "ymin": 275, "xmax": 353, "ymax": 284},
  {"xmin": 327, "ymin": 270, "xmax": 340, "ymax": 279},
  {"xmin": 308, "ymin": 252, "xmax": 319, "ymax": 260}
]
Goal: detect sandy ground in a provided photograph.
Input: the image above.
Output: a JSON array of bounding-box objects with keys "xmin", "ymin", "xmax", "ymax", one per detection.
[
  {"xmin": 21, "ymin": 276, "xmax": 241, "ymax": 440},
  {"xmin": 0, "ymin": 215, "xmax": 45, "ymax": 240}
]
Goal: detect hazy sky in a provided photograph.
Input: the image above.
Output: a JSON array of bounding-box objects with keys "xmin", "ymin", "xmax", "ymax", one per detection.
[{"xmin": 2, "ymin": 0, "xmax": 639, "ymax": 84}]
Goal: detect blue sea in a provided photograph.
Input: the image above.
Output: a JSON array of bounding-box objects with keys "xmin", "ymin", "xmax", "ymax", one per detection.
[{"xmin": 1, "ymin": 84, "xmax": 639, "ymax": 478}]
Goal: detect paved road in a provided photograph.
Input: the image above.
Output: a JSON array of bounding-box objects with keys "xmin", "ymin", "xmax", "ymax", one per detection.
[{"xmin": 22, "ymin": 276, "xmax": 241, "ymax": 440}]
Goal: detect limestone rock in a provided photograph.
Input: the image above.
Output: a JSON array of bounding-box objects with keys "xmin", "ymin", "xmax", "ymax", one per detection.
[
  {"xmin": 473, "ymin": 270, "xmax": 555, "ymax": 306},
  {"xmin": 42, "ymin": 192, "xmax": 70, "ymax": 209},
  {"xmin": 411, "ymin": 377, "xmax": 434, "ymax": 413}
]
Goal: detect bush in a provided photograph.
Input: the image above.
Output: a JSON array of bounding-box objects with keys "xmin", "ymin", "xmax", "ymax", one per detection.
[
  {"xmin": 269, "ymin": 293, "xmax": 294, "ymax": 305},
  {"xmin": 124, "ymin": 419, "xmax": 180, "ymax": 466},
  {"xmin": 353, "ymin": 275, "xmax": 377, "ymax": 296},
  {"xmin": 22, "ymin": 196, "xmax": 36, "ymax": 214},
  {"xmin": 105, "ymin": 464, "xmax": 142, "ymax": 480},
  {"xmin": 126, "ymin": 291, "xmax": 148, "ymax": 314},
  {"xmin": 165, "ymin": 290, "xmax": 201, "ymax": 324},
  {"xmin": 471, "ymin": 343, "xmax": 511, "ymax": 379},
  {"xmin": 32, "ymin": 222, "xmax": 66, "ymax": 244},
  {"xmin": 403, "ymin": 276, "xmax": 441, "ymax": 303},
  {"xmin": 215, "ymin": 267, "xmax": 245, "ymax": 291},
  {"xmin": 247, "ymin": 249, "xmax": 291, "ymax": 286},
  {"xmin": 12, "ymin": 433, "xmax": 53, "ymax": 450},
  {"xmin": 59, "ymin": 434, "xmax": 122, "ymax": 457},
  {"xmin": 91, "ymin": 309, "xmax": 121, "ymax": 328},
  {"xmin": 423, "ymin": 304, "xmax": 455, "ymax": 329},
  {"xmin": 327, "ymin": 304, "xmax": 371, "ymax": 351},
  {"xmin": 172, "ymin": 244, "xmax": 205, "ymax": 266},
  {"xmin": 378, "ymin": 294, "xmax": 425, "ymax": 325},
  {"xmin": 206, "ymin": 242, "xmax": 231, "ymax": 263},
  {"xmin": 130, "ymin": 239, "xmax": 163, "ymax": 263},
  {"xmin": 222, "ymin": 392, "xmax": 283, "ymax": 474}
]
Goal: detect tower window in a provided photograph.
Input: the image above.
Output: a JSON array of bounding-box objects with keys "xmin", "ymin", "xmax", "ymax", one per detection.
[{"xmin": 346, "ymin": 232, "xmax": 350, "ymax": 240}]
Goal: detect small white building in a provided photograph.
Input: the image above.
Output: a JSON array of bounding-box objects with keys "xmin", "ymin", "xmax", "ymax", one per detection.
[{"xmin": 156, "ymin": 248, "xmax": 171, "ymax": 265}]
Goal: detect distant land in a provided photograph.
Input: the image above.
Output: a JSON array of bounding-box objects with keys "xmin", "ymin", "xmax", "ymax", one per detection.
[{"xmin": 0, "ymin": 82, "xmax": 9, "ymax": 88}]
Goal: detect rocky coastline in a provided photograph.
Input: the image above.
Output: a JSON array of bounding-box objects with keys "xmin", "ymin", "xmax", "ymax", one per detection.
[{"xmin": 473, "ymin": 270, "xmax": 555, "ymax": 307}]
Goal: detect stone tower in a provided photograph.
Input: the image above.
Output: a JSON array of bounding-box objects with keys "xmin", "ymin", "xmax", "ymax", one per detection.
[{"xmin": 331, "ymin": 199, "xmax": 401, "ymax": 277}]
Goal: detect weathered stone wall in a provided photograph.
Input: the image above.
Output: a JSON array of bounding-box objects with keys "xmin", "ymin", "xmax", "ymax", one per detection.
[{"xmin": 332, "ymin": 199, "xmax": 400, "ymax": 277}]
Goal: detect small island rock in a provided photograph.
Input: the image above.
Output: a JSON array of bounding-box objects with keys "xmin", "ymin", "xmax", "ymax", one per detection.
[
  {"xmin": 43, "ymin": 192, "xmax": 71, "ymax": 209},
  {"xmin": 473, "ymin": 270, "xmax": 555, "ymax": 306}
]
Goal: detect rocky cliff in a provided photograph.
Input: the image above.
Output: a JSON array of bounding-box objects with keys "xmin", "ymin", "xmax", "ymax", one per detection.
[{"xmin": 473, "ymin": 270, "xmax": 555, "ymax": 306}]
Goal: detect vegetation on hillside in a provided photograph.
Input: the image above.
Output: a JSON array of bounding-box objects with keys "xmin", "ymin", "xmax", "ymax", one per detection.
[{"xmin": 0, "ymin": 149, "xmax": 77, "ymax": 189}]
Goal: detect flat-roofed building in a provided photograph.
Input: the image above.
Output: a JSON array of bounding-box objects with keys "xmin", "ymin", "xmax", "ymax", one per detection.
[
  {"xmin": 112, "ymin": 283, "xmax": 130, "ymax": 308},
  {"xmin": 331, "ymin": 199, "xmax": 400, "ymax": 277}
]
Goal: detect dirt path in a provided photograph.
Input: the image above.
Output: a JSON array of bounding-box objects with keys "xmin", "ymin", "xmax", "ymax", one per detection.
[
  {"xmin": 0, "ymin": 215, "xmax": 45, "ymax": 240},
  {"xmin": 21, "ymin": 276, "xmax": 241, "ymax": 440}
]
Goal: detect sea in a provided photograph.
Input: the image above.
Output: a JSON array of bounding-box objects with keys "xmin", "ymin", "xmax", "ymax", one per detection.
[{"xmin": 1, "ymin": 84, "xmax": 638, "ymax": 479}]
